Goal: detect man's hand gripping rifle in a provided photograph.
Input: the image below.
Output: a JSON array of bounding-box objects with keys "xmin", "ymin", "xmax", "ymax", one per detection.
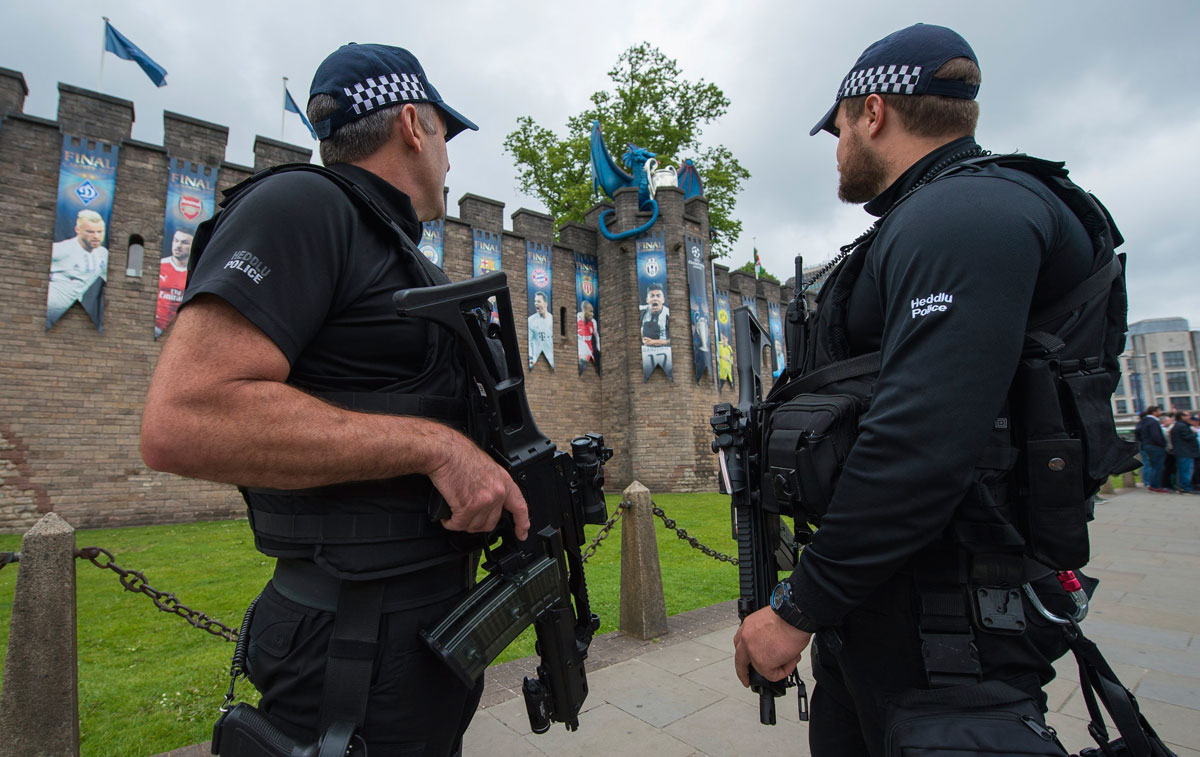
[
  {"xmin": 393, "ymin": 272, "xmax": 612, "ymax": 734},
  {"xmin": 710, "ymin": 305, "xmax": 805, "ymax": 726}
]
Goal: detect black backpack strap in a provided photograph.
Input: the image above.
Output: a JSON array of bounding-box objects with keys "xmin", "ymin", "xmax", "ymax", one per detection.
[
  {"xmin": 768, "ymin": 351, "xmax": 881, "ymax": 403},
  {"xmin": 1028, "ymin": 255, "xmax": 1123, "ymax": 332},
  {"xmin": 317, "ymin": 579, "xmax": 385, "ymax": 746}
]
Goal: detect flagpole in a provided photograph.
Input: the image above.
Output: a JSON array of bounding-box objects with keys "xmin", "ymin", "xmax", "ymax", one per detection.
[
  {"xmin": 281, "ymin": 77, "xmax": 287, "ymax": 140},
  {"xmin": 753, "ymin": 237, "xmax": 758, "ymax": 280},
  {"xmin": 99, "ymin": 17, "xmax": 109, "ymax": 91}
]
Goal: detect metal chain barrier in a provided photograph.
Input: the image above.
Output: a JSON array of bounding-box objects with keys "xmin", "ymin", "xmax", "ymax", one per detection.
[
  {"xmin": 580, "ymin": 500, "xmax": 628, "ymax": 563},
  {"xmin": 0, "ymin": 551, "xmax": 18, "ymax": 570},
  {"xmin": 74, "ymin": 546, "xmax": 239, "ymax": 642},
  {"xmin": 649, "ymin": 502, "xmax": 740, "ymax": 565}
]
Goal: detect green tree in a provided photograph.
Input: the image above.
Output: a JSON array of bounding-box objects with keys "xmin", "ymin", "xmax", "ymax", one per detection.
[
  {"xmin": 504, "ymin": 43, "xmax": 750, "ymax": 256},
  {"xmin": 735, "ymin": 260, "xmax": 779, "ymax": 284}
]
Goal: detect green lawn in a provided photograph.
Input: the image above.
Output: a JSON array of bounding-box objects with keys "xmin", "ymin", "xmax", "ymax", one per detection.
[{"xmin": 0, "ymin": 491, "xmax": 738, "ymax": 756}]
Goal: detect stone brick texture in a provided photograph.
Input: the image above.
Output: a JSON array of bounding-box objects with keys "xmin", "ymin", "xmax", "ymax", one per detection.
[{"xmin": 0, "ymin": 76, "xmax": 785, "ymax": 532}]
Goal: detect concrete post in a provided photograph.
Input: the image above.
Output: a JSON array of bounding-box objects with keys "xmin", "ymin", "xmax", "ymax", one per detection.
[
  {"xmin": 619, "ymin": 481, "xmax": 668, "ymax": 640},
  {"xmin": 1100, "ymin": 478, "xmax": 1115, "ymax": 495},
  {"xmin": 1121, "ymin": 470, "xmax": 1137, "ymax": 489},
  {"xmin": 0, "ymin": 513, "xmax": 79, "ymax": 756}
]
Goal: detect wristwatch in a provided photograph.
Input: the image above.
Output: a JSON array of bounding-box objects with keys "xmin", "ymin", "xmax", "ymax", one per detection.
[{"xmin": 770, "ymin": 580, "xmax": 820, "ymax": 632}]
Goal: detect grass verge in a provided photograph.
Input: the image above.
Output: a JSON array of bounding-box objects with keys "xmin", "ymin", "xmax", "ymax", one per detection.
[{"xmin": 0, "ymin": 491, "xmax": 737, "ymax": 756}]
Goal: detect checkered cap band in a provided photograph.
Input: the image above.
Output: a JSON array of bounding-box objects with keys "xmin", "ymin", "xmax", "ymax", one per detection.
[
  {"xmin": 344, "ymin": 73, "xmax": 428, "ymax": 115},
  {"xmin": 840, "ymin": 65, "xmax": 923, "ymax": 98}
]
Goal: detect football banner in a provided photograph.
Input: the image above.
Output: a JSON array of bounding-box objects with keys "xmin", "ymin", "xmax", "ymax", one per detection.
[
  {"xmin": 156, "ymin": 159, "xmax": 217, "ymax": 337},
  {"xmin": 767, "ymin": 300, "xmax": 785, "ymax": 378},
  {"xmin": 742, "ymin": 293, "xmax": 757, "ymax": 315},
  {"xmin": 473, "ymin": 228, "xmax": 502, "ymax": 323},
  {"xmin": 635, "ymin": 230, "xmax": 672, "ymax": 381},
  {"xmin": 716, "ymin": 289, "xmax": 733, "ymax": 391},
  {"xmin": 419, "ymin": 219, "xmax": 444, "ymax": 269},
  {"xmin": 685, "ymin": 234, "xmax": 711, "ymax": 382},
  {"xmin": 46, "ymin": 133, "xmax": 118, "ymax": 332},
  {"xmin": 575, "ymin": 252, "xmax": 600, "ymax": 376},
  {"xmin": 526, "ymin": 241, "xmax": 554, "ymax": 369}
]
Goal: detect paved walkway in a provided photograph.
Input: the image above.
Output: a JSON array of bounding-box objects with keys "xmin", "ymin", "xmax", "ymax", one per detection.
[{"xmin": 163, "ymin": 487, "xmax": 1200, "ymax": 756}]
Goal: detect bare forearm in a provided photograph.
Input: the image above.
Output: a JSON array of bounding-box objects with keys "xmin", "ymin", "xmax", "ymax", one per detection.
[{"xmin": 143, "ymin": 377, "xmax": 454, "ymax": 489}]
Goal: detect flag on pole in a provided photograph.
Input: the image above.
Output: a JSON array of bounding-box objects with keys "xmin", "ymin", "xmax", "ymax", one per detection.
[
  {"xmin": 103, "ymin": 20, "xmax": 167, "ymax": 87},
  {"xmin": 284, "ymin": 86, "xmax": 318, "ymax": 141},
  {"xmin": 753, "ymin": 246, "xmax": 763, "ymax": 279}
]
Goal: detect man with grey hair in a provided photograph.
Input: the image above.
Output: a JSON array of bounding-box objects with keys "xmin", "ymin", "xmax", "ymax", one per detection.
[
  {"xmin": 46, "ymin": 208, "xmax": 108, "ymax": 327},
  {"xmin": 142, "ymin": 43, "xmax": 528, "ymax": 755}
]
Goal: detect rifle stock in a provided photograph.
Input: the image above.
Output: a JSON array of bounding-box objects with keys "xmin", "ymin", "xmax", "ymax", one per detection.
[{"xmin": 394, "ymin": 273, "xmax": 610, "ymax": 733}]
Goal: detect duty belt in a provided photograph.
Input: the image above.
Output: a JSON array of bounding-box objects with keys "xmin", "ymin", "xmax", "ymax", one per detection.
[{"xmin": 271, "ymin": 556, "xmax": 474, "ymax": 613}]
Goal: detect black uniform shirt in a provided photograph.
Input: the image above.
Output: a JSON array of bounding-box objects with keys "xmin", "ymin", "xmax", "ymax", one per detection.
[
  {"xmin": 791, "ymin": 138, "xmax": 1097, "ymax": 627},
  {"xmin": 182, "ymin": 163, "xmax": 457, "ymax": 398}
]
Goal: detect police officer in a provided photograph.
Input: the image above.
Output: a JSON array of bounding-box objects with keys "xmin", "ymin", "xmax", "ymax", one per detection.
[
  {"xmin": 733, "ymin": 24, "xmax": 1105, "ymax": 755},
  {"xmin": 141, "ymin": 43, "xmax": 530, "ymax": 756}
]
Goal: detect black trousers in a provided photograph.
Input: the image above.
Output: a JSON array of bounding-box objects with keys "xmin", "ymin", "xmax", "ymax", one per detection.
[
  {"xmin": 246, "ymin": 581, "xmax": 484, "ymax": 757},
  {"xmin": 807, "ymin": 571, "xmax": 1076, "ymax": 757}
]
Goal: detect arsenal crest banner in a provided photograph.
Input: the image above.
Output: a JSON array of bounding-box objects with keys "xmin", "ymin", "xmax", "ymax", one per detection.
[
  {"xmin": 156, "ymin": 159, "xmax": 217, "ymax": 338},
  {"xmin": 575, "ymin": 252, "xmax": 600, "ymax": 376},
  {"xmin": 46, "ymin": 134, "xmax": 118, "ymax": 332},
  {"xmin": 684, "ymin": 235, "xmax": 711, "ymax": 382},
  {"xmin": 716, "ymin": 289, "xmax": 733, "ymax": 391},
  {"xmin": 526, "ymin": 241, "xmax": 553, "ymax": 369},
  {"xmin": 419, "ymin": 219, "xmax": 444, "ymax": 269},
  {"xmin": 635, "ymin": 230, "xmax": 672, "ymax": 382},
  {"xmin": 767, "ymin": 300, "xmax": 785, "ymax": 378}
]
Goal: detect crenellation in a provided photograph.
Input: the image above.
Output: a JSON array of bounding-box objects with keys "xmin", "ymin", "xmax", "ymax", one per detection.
[{"xmin": 163, "ymin": 111, "xmax": 228, "ymax": 167}]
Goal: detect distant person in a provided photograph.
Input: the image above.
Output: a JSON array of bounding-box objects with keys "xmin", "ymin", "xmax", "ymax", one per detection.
[
  {"xmin": 1135, "ymin": 405, "xmax": 1168, "ymax": 492},
  {"xmin": 156, "ymin": 229, "xmax": 193, "ymax": 337},
  {"xmin": 1169, "ymin": 412, "xmax": 1199, "ymax": 493},
  {"xmin": 47, "ymin": 209, "xmax": 109, "ymax": 327},
  {"xmin": 1162, "ymin": 413, "xmax": 1177, "ymax": 490}
]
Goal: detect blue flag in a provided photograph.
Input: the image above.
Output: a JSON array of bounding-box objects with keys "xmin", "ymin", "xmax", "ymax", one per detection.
[
  {"xmin": 284, "ymin": 87, "xmax": 318, "ymax": 141},
  {"xmin": 104, "ymin": 20, "xmax": 167, "ymax": 87}
]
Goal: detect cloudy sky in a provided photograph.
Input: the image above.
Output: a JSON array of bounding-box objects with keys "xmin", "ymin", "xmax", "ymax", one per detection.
[{"xmin": 5, "ymin": 0, "xmax": 1197, "ymax": 327}]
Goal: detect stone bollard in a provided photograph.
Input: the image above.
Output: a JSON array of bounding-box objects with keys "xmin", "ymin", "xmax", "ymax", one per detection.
[
  {"xmin": 619, "ymin": 481, "xmax": 669, "ymax": 640},
  {"xmin": 1121, "ymin": 470, "xmax": 1137, "ymax": 489},
  {"xmin": 1100, "ymin": 478, "xmax": 1115, "ymax": 495},
  {"xmin": 0, "ymin": 513, "xmax": 80, "ymax": 757}
]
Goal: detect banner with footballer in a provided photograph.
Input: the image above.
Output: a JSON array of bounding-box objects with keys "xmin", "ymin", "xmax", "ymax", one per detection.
[
  {"xmin": 156, "ymin": 159, "xmax": 217, "ymax": 338},
  {"xmin": 419, "ymin": 219, "xmax": 444, "ymax": 269},
  {"xmin": 635, "ymin": 230, "xmax": 672, "ymax": 381},
  {"xmin": 685, "ymin": 234, "xmax": 711, "ymax": 382},
  {"xmin": 46, "ymin": 134, "xmax": 118, "ymax": 332},
  {"xmin": 767, "ymin": 300, "xmax": 785, "ymax": 378},
  {"xmin": 473, "ymin": 228, "xmax": 502, "ymax": 323},
  {"xmin": 526, "ymin": 241, "xmax": 554, "ymax": 369},
  {"xmin": 716, "ymin": 289, "xmax": 733, "ymax": 391},
  {"xmin": 575, "ymin": 252, "xmax": 600, "ymax": 376}
]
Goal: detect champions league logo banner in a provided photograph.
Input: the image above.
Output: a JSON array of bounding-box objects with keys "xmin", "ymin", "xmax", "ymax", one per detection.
[
  {"xmin": 635, "ymin": 230, "xmax": 672, "ymax": 382},
  {"xmin": 420, "ymin": 219, "xmax": 444, "ymax": 269},
  {"xmin": 684, "ymin": 235, "xmax": 711, "ymax": 383},
  {"xmin": 575, "ymin": 252, "xmax": 600, "ymax": 376},
  {"xmin": 526, "ymin": 241, "xmax": 554, "ymax": 369},
  {"xmin": 46, "ymin": 134, "xmax": 118, "ymax": 332},
  {"xmin": 767, "ymin": 301, "xmax": 785, "ymax": 378},
  {"xmin": 156, "ymin": 159, "xmax": 217, "ymax": 338},
  {"xmin": 473, "ymin": 228, "xmax": 502, "ymax": 323},
  {"xmin": 716, "ymin": 289, "xmax": 733, "ymax": 391}
]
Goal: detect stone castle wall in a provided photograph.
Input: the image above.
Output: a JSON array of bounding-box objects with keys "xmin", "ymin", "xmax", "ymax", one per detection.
[{"xmin": 0, "ymin": 68, "xmax": 786, "ymax": 532}]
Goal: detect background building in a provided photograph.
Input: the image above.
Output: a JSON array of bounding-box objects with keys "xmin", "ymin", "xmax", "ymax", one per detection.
[
  {"xmin": 1112, "ymin": 318, "xmax": 1200, "ymax": 429},
  {"xmin": 0, "ymin": 70, "xmax": 789, "ymax": 533}
]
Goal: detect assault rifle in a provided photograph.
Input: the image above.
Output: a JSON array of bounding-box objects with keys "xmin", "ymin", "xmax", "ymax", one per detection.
[
  {"xmin": 394, "ymin": 272, "xmax": 611, "ymax": 734},
  {"xmin": 710, "ymin": 305, "xmax": 806, "ymax": 726}
]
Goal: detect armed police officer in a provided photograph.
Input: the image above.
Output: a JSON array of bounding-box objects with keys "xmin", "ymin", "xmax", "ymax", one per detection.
[
  {"xmin": 141, "ymin": 43, "xmax": 530, "ymax": 756},
  {"xmin": 734, "ymin": 24, "xmax": 1129, "ymax": 756}
]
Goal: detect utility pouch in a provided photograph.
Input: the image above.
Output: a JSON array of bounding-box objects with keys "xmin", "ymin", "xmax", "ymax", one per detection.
[
  {"xmin": 761, "ymin": 393, "xmax": 861, "ymax": 521},
  {"xmin": 1060, "ymin": 370, "xmax": 1140, "ymax": 488},
  {"xmin": 884, "ymin": 680, "xmax": 1068, "ymax": 756}
]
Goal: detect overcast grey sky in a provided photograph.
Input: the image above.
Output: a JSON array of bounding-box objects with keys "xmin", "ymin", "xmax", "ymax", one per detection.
[{"xmin": 5, "ymin": 0, "xmax": 1197, "ymax": 328}]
